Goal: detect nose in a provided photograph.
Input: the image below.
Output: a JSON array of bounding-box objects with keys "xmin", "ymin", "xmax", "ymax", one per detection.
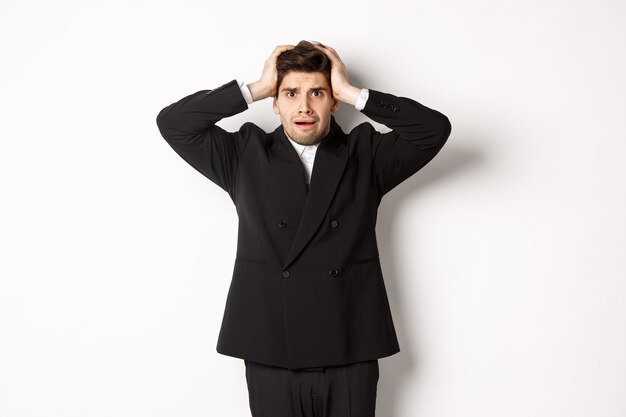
[{"xmin": 297, "ymin": 95, "xmax": 312, "ymax": 114}]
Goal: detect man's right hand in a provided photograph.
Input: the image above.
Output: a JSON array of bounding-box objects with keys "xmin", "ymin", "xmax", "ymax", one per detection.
[{"xmin": 247, "ymin": 45, "xmax": 294, "ymax": 102}]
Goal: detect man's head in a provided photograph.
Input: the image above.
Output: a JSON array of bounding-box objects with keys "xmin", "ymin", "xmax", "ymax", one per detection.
[{"xmin": 273, "ymin": 41, "xmax": 339, "ymax": 146}]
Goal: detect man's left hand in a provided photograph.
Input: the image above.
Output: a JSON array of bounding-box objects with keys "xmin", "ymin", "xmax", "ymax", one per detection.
[{"xmin": 315, "ymin": 44, "xmax": 362, "ymax": 107}]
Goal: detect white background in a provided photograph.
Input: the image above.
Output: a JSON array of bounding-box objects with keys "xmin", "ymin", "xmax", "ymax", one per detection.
[{"xmin": 1, "ymin": 1, "xmax": 625, "ymax": 416}]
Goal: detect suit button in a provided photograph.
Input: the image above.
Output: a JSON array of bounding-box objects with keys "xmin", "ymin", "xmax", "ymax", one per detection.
[
  {"xmin": 329, "ymin": 269, "xmax": 339, "ymax": 277},
  {"xmin": 282, "ymin": 270, "xmax": 290, "ymax": 278},
  {"xmin": 330, "ymin": 220, "xmax": 338, "ymax": 228},
  {"xmin": 278, "ymin": 219, "xmax": 287, "ymax": 228}
]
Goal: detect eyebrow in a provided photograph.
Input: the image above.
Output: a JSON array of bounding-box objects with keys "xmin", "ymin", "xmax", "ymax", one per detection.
[{"xmin": 280, "ymin": 86, "xmax": 328, "ymax": 93}]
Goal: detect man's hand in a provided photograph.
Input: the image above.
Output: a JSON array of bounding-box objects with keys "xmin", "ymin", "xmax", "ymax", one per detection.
[
  {"xmin": 314, "ymin": 44, "xmax": 362, "ymax": 107},
  {"xmin": 247, "ymin": 45, "xmax": 294, "ymax": 102}
]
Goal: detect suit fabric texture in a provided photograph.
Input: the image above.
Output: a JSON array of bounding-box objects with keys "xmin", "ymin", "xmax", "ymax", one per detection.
[
  {"xmin": 156, "ymin": 79, "xmax": 451, "ymax": 370},
  {"xmin": 244, "ymin": 358, "xmax": 379, "ymax": 417}
]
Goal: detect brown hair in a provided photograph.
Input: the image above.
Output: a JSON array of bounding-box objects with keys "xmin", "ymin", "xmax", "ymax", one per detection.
[{"xmin": 275, "ymin": 40, "xmax": 332, "ymax": 98}]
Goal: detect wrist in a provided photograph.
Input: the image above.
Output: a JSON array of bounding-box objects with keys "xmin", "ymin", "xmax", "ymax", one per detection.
[
  {"xmin": 247, "ymin": 81, "xmax": 274, "ymax": 102},
  {"xmin": 335, "ymin": 84, "xmax": 361, "ymax": 107}
]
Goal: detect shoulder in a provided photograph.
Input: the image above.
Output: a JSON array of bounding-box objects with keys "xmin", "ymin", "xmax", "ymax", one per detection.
[
  {"xmin": 236, "ymin": 121, "xmax": 276, "ymax": 148},
  {"xmin": 239, "ymin": 121, "xmax": 265, "ymax": 134},
  {"xmin": 351, "ymin": 121, "xmax": 376, "ymax": 133},
  {"xmin": 346, "ymin": 121, "xmax": 378, "ymax": 139}
]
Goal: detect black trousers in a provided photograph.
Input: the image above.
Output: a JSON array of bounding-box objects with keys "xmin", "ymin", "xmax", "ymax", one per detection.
[{"xmin": 244, "ymin": 359, "xmax": 379, "ymax": 417}]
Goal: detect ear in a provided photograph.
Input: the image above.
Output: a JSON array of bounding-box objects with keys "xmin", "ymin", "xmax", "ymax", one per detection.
[
  {"xmin": 331, "ymin": 97, "xmax": 340, "ymax": 113},
  {"xmin": 272, "ymin": 96, "xmax": 279, "ymax": 114}
]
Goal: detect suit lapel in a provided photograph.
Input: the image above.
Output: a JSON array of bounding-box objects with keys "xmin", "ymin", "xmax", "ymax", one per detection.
[
  {"xmin": 271, "ymin": 117, "xmax": 349, "ymax": 270},
  {"xmin": 268, "ymin": 125, "xmax": 309, "ymax": 218}
]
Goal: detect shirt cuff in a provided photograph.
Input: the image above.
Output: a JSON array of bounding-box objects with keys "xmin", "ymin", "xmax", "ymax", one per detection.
[
  {"xmin": 238, "ymin": 81, "xmax": 254, "ymax": 104},
  {"xmin": 355, "ymin": 88, "xmax": 369, "ymax": 111}
]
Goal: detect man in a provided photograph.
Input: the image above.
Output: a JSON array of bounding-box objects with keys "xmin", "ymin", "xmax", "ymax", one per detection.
[{"xmin": 156, "ymin": 41, "xmax": 451, "ymax": 417}]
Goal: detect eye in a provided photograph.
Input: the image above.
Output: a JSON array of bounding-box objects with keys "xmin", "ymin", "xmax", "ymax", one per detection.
[
  {"xmin": 312, "ymin": 91, "xmax": 322, "ymax": 97},
  {"xmin": 286, "ymin": 91, "xmax": 296, "ymax": 97}
]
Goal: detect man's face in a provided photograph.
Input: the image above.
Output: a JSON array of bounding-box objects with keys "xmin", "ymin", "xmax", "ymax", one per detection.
[{"xmin": 273, "ymin": 71, "xmax": 339, "ymax": 146}]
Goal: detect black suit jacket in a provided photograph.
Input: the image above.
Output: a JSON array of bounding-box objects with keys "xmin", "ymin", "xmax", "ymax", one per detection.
[{"xmin": 156, "ymin": 79, "xmax": 451, "ymax": 370}]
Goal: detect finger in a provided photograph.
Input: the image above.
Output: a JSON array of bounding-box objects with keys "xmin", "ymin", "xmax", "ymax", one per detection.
[
  {"xmin": 272, "ymin": 45, "xmax": 295, "ymax": 56},
  {"xmin": 316, "ymin": 44, "xmax": 340, "ymax": 61},
  {"xmin": 314, "ymin": 44, "xmax": 335, "ymax": 59},
  {"xmin": 265, "ymin": 46, "xmax": 294, "ymax": 67}
]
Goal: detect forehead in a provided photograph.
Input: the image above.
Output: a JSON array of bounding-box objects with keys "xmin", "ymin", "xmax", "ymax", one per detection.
[{"xmin": 280, "ymin": 71, "xmax": 330, "ymax": 89}]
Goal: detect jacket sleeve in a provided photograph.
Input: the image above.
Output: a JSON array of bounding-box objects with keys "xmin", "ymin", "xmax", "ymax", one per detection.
[
  {"xmin": 155, "ymin": 79, "xmax": 250, "ymax": 197},
  {"xmin": 360, "ymin": 89, "xmax": 452, "ymax": 198}
]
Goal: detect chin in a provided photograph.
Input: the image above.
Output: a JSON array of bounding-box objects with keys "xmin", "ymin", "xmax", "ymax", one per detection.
[{"xmin": 289, "ymin": 131, "xmax": 322, "ymax": 145}]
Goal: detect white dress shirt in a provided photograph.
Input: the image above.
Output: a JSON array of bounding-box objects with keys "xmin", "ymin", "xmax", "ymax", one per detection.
[
  {"xmin": 237, "ymin": 82, "xmax": 369, "ymax": 185},
  {"xmin": 285, "ymin": 139, "xmax": 319, "ymax": 185}
]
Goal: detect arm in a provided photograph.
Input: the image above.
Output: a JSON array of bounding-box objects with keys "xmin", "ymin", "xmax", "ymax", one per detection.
[
  {"xmin": 361, "ymin": 89, "xmax": 451, "ymax": 197},
  {"xmin": 155, "ymin": 45, "xmax": 295, "ymax": 196},
  {"xmin": 316, "ymin": 44, "xmax": 452, "ymax": 198},
  {"xmin": 155, "ymin": 80, "xmax": 249, "ymax": 196}
]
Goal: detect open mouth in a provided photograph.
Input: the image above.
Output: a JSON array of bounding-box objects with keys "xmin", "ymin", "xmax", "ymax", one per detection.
[{"xmin": 294, "ymin": 120, "xmax": 317, "ymax": 129}]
